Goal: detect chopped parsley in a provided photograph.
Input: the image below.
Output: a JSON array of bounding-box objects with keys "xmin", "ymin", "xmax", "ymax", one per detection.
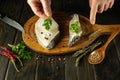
[
  {"xmin": 70, "ymin": 21, "xmax": 80, "ymax": 34},
  {"xmin": 42, "ymin": 18, "xmax": 52, "ymax": 30},
  {"xmin": 8, "ymin": 41, "xmax": 31, "ymax": 60}
]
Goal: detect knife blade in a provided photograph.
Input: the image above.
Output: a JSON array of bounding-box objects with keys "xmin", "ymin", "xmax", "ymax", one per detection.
[{"xmin": 0, "ymin": 13, "xmax": 25, "ymax": 33}]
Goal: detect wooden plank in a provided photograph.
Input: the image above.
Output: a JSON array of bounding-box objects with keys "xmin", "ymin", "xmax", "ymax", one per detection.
[
  {"xmin": 0, "ymin": 22, "xmax": 16, "ymax": 80},
  {"xmin": 114, "ymin": 35, "xmax": 120, "ymax": 61},
  {"xmin": 35, "ymin": 55, "xmax": 65, "ymax": 80},
  {"xmin": 49, "ymin": 56, "xmax": 65, "ymax": 80},
  {"xmin": 6, "ymin": 31, "xmax": 37, "ymax": 80},
  {"xmin": 76, "ymin": 58, "xmax": 85, "ymax": 80},
  {"xmin": 6, "ymin": 1, "xmax": 36, "ymax": 80},
  {"xmin": 94, "ymin": 38, "xmax": 120, "ymax": 80},
  {"xmin": 34, "ymin": 55, "xmax": 50, "ymax": 80},
  {"xmin": 14, "ymin": 53, "xmax": 37, "ymax": 80},
  {"xmin": 4, "ymin": 32, "xmax": 22, "ymax": 80},
  {"xmin": 5, "ymin": 30, "xmax": 37, "ymax": 80},
  {"xmin": 65, "ymin": 54, "xmax": 78, "ymax": 80},
  {"xmin": 0, "ymin": 0, "xmax": 26, "ymax": 80},
  {"xmin": 4, "ymin": 61, "xmax": 16, "ymax": 80},
  {"xmin": 72, "ymin": 56, "xmax": 96, "ymax": 80},
  {"xmin": 83, "ymin": 56, "xmax": 96, "ymax": 80}
]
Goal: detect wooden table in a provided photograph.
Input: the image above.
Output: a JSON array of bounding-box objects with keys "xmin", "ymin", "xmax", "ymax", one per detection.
[{"xmin": 0, "ymin": 0, "xmax": 120, "ymax": 80}]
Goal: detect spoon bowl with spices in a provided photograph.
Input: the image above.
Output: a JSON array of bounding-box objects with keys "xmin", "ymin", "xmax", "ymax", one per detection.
[{"xmin": 88, "ymin": 30, "xmax": 119, "ymax": 64}]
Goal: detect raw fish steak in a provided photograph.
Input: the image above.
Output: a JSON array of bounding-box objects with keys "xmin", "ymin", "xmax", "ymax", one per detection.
[
  {"xmin": 68, "ymin": 14, "xmax": 83, "ymax": 47},
  {"xmin": 35, "ymin": 18, "xmax": 60, "ymax": 49}
]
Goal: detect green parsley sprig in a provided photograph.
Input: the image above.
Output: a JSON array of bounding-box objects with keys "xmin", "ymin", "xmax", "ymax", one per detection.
[
  {"xmin": 70, "ymin": 21, "xmax": 79, "ymax": 34},
  {"xmin": 8, "ymin": 41, "xmax": 31, "ymax": 60},
  {"xmin": 73, "ymin": 41, "xmax": 102, "ymax": 67},
  {"xmin": 43, "ymin": 18, "xmax": 52, "ymax": 30}
]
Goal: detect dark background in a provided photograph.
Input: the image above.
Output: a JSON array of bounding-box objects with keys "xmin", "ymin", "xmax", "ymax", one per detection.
[
  {"xmin": 51, "ymin": 0, "xmax": 120, "ymax": 24},
  {"xmin": 0, "ymin": 0, "xmax": 120, "ymax": 24},
  {"xmin": 0, "ymin": 0, "xmax": 120, "ymax": 80}
]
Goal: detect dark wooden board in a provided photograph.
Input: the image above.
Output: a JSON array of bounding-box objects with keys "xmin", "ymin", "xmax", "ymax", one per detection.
[
  {"xmin": 22, "ymin": 12, "xmax": 120, "ymax": 55},
  {"xmin": 22, "ymin": 13, "xmax": 93, "ymax": 54},
  {"xmin": 0, "ymin": 20, "xmax": 16, "ymax": 80}
]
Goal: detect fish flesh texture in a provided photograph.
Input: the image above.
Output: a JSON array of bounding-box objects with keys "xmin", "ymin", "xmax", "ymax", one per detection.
[
  {"xmin": 68, "ymin": 14, "xmax": 83, "ymax": 47},
  {"xmin": 35, "ymin": 18, "xmax": 60, "ymax": 49}
]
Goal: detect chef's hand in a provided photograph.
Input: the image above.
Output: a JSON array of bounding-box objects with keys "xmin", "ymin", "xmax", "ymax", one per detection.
[
  {"xmin": 89, "ymin": 0, "xmax": 114, "ymax": 24},
  {"xmin": 27, "ymin": 0, "xmax": 52, "ymax": 18}
]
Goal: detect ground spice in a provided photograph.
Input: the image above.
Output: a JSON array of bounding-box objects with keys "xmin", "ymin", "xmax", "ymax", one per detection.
[{"xmin": 89, "ymin": 52, "xmax": 103, "ymax": 63}]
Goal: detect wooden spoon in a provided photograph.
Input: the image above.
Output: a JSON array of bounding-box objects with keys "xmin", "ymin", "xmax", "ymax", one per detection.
[{"xmin": 88, "ymin": 30, "xmax": 119, "ymax": 64}]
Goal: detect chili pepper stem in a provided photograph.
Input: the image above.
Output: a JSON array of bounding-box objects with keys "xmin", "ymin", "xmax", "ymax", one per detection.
[
  {"xmin": 11, "ymin": 60, "xmax": 19, "ymax": 72},
  {"xmin": 8, "ymin": 44, "xmax": 13, "ymax": 48},
  {"xmin": 17, "ymin": 57, "xmax": 23, "ymax": 66}
]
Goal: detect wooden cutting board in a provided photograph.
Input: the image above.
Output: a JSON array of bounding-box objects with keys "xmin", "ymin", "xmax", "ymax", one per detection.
[{"xmin": 22, "ymin": 12, "xmax": 120, "ymax": 55}]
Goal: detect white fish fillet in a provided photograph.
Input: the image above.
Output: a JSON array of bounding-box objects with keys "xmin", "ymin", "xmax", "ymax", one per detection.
[
  {"xmin": 35, "ymin": 18, "xmax": 60, "ymax": 49},
  {"xmin": 68, "ymin": 14, "xmax": 83, "ymax": 47}
]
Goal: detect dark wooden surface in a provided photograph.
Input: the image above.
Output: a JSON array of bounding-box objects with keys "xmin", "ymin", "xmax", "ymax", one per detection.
[{"xmin": 0, "ymin": 0, "xmax": 120, "ymax": 80}]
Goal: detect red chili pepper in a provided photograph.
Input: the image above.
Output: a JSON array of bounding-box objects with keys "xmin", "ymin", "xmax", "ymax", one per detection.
[
  {"xmin": 0, "ymin": 46, "xmax": 23, "ymax": 72},
  {"xmin": 4, "ymin": 47, "xmax": 23, "ymax": 66}
]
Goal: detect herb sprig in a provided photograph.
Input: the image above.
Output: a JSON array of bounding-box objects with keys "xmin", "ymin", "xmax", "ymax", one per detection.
[
  {"xmin": 8, "ymin": 41, "xmax": 31, "ymax": 60},
  {"xmin": 43, "ymin": 18, "xmax": 52, "ymax": 30},
  {"xmin": 70, "ymin": 21, "xmax": 80, "ymax": 34},
  {"xmin": 73, "ymin": 41, "xmax": 102, "ymax": 67}
]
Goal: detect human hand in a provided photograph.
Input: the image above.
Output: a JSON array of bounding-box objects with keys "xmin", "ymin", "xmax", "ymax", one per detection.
[
  {"xmin": 27, "ymin": 0, "xmax": 52, "ymax": 18},
  {"xmin": 89, "ymin": 0, "xmax": 114, "ymax": 24}
]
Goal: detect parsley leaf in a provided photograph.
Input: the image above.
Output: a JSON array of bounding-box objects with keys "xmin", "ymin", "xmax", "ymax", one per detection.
[
  {"xmin": 8, "ymin": 41, "xmax": 31, "ymax": 60},
  {"xmin": 42, "ymin": 18, "xmax": 52, "ymax": 30},
  {"xmin": 70, "ymin": 21, "xmax": 80, "ymax": 34}
]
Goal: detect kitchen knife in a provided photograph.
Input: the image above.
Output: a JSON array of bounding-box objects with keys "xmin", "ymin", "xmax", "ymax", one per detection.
[{"xmin": 0, "ymin": 13, "xmax": 25, "ymax": 33}]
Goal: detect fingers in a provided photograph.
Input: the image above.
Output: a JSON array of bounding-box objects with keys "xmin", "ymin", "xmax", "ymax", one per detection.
[
  {"xmin": 89, "ymin": 0, "xmax": 115, "ymax": 24},
  {"xmin": 109, "ymin": 0, "xmax": 114, "ymax": 8},
  {"xmin": 28, "ymin": 0, "xmax": 46, "ymax": 18},
  {"xmin": 104, "ymin": 0, "xmax": 114, "ymax": 11},
  {"xmin": 104, "ymin": 3, "xmax": 110, "ymax": 11},
  {"xmin": 27, "ymin": 0, "xmax": 52, "ymax": 18},
  {"xmin": 89, "ymin": 0, "xmax": 92, "ymax": 7},
  {"xmin": 33, "ymin": 2, "xmax": 47, "ymax": 17},
  {"xmin": 41, "ymin": 0, "xmax": 52, "ymax": 17},
  {"xmin": 90, "ymin": 1, "xmax": 98, "ymax": 24},
  {"xmin": 98, "ymin": 4, "xmax": 105, "ymax": 13}
]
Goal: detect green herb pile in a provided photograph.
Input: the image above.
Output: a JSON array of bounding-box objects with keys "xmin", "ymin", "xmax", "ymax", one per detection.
[
  {"xmin": 73, "ymin": 41, "xmax": 102, "ymax": 67},
  {"xmin": 70, "ymin": 21, "xmax": 80, "ymax": 34},
  {"xmin": 43, "ymin": 18, "xmax": 52, "ymax": 30},
  {"xmin": 8, "ymin": 41, "xmax": 31, "ymax": 60}
]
